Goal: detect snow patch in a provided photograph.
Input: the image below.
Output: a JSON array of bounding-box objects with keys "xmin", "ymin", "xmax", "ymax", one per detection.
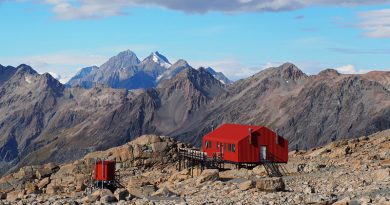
[
  {"xmin": 218, "ymin": 79, "xmax": 226, "ymax": 84},
  {"xmin": 156, "ymin": 74, "xmax": 163, "ymax": 81},
  {"xmin": 152, "ymin": 52, "xmax": 171, "ymax": 68},
  {"xmin": 25, "ymin": 76, "xmax": 33, "ymax": 84},
  {"xmin": 152, "ymin": 54, "xmax": 159, "ymax": 63}
]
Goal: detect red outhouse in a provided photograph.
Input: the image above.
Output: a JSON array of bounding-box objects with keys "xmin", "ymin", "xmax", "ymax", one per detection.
[
  {"xmin": 202, "ymin": 124, "xmax": 288, "ymax": 163},
  {"xmin": 94, "ymin": 160, "xmax": 116, "ymax": 181}
]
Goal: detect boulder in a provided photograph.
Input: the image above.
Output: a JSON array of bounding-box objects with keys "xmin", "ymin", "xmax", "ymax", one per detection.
[
  {"xmin": 220, "ymin": 168, "xmax": 251, "ymax": 179},
  {"xmin": 75, "ymin": 182, "xmax": 86, "ymax": 192},
  {"xmin": 25, "ymin": 182, "xmax": 38, "ymax": 194},
  {"xmin": 380, "ymin": 158, "xmax": 390, "ymax": 169},
  {"xmin": 238, "ymin": 180, "xmax": 254, "ymax": 191},
  {"xmin": 255, "ymin": 177, "xmax": 285, "ymax": 191},
  {"xmin": 253, "ymin": 166, "xmax": 267, "ymax": 176},
  {"xmin": 35, "ymin": 163, "xmax": 59, "ymax": 179},
  {"xmin": 46, "ymin": 185, "xmax": 60, "ymax": 195},
  {"xmin": 112, "ymin": 147, "xmax": 133, "ymax": 162},
  {"xmin": 12, "ymin": 166, "xmax": 35, "ymax": 180},
  {"xmin": 168, "ymin": 169, "xmax": 190, "ymax": 183},
  {"xmin": 114, "ymin": 188, "xmax": 129, "ymax": 201},
  {"xmin": 359, "ymin": 196, "xmax": 372, "ymax": 204},
  {"xmin": 374, "ymin": 168, "xmax": 389, "ymax": 181},
  {"xmin": 196, "ymin": 169, "xmax": 219, "ymax": 185},
  {"xmin": 100, "ymin": 194, "xmax": 117, "ymax": 203},
  {"xmin": 0, "ymin": 192, "xmax": 6, "ymax": 200},
  {"xmin": 6, "ymin": 190, "xmax": 23, "ymax": 202},
  {"xmin": 329, "ymin": 146, "xmax": 352, "ymax": 158},
  {"xmin": 151, "ymin": 186, "xmax": 177, "ymax": 197},
  {"xmin": 303, "ymin": 185, "xmax": 315, "ymax": 194},
  {"xmin": 37, "ymin": 177, "xmax": 50, "ymax": 189},
  {"xmin": 131, "ymin": 135, "xmax": 161, "ymax": 146},
  {"xmin": 126, "ymin": 176, "xmax": 156, "ymax": 198},
  {"xmin": 82, "ymin": 190, "xmax": 101, "ymax": 203},
  {"xmin": 151, "ymin": 142, "xmax": 168, "ymax": 152},
  {"xmin": 377, "ymin": 197, "xmax": 390, "ymax": 205},
  {"xmin": 333, "ymin": 197, "xmax": 350, "ymax": 205},
  {"xmin": 96, "ymin": 189, "xmax": 118, "ymax": 203},
  {"xmin": 127, "ymin": 175, "xmax": 149, "ymax": 188}
]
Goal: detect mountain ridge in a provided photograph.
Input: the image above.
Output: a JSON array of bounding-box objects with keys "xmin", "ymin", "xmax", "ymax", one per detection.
[
  {"xmin": 0, "ymin": 62, "xmax": 389, "ymax": 177},
  {"xmin": 65, "ymin": 50, "xmax": 232, "ymax": 90}
]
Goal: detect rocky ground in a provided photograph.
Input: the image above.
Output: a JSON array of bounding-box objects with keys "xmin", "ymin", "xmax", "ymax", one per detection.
[{"xmin": 0, "ymin": 130, "xmax": 389, "ymax": 205}]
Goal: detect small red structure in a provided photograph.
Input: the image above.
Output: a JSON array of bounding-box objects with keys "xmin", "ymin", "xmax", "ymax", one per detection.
[
  {"xmin": 202, "ymin": 124, "xmax": 288, "ymax": 164},
  {"xmin": 94, "ymin": 160, "xmax": 116, "ymax": 181}
]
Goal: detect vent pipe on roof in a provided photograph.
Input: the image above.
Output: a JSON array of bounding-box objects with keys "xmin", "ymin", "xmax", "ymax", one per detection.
[{"xmin": 275, "ymin": 129, "xmax": 279, "ymax": 145}]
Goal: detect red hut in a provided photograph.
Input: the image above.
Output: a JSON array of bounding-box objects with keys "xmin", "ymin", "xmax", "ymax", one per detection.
[
  {"xmin": 94, "ymin": 160, "xmax": 116, "ymax": 181},
  {"xmin": 202, "ymin": 124, "xmax": 288, "ymax": 164}
]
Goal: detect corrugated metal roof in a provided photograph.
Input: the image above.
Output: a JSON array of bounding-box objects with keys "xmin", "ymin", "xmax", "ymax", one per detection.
[{"xmin": 203, "ymin": 123, "xmax": 264, "ymax": 143}]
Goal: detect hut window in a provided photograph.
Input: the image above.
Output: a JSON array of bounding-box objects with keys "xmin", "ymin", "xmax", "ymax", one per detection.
[
  {"xmin": 228, "ymin": 144, "xmax": 232, "ymax": 152},
  {"xmin": 232, "ymin": 144, "xmax": 236, "ymax": 152},
  {"xmin": 205, "ymin": 141, "xmax": 212, "ymax": 148}
]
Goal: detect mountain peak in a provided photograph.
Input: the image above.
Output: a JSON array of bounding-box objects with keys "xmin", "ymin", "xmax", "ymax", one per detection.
[
  {"xmin": 143, "ymin": 51, "xmax": 171, "ymax": 68},
  {"xmin": 203, "ymin": 67, "xmax": 232, "ymax": 84},
  {"xmin": 155, "ymin": 59, "xmax": 192, "ymax": 83},
  {"xmin": 100, "ymin": 49, "xmax": 140, "ymax": 70},
  {"xmin": 116, "ymin": 49, "xmax": 139, "ymax": 61},
  {"xmin": 172, "ymin": 59, "xmax": 189, "ymax": 68},
  {"xmin": 122, "ymin": 49, "xmax": 137, "ymax": 56},
  {"xmin": 16, "ymin": 64, "xmax": 38, "ymax": 75},
  {"xmin": 66, "ymin": 66, "xmax": 99, "ymax": 86},
  {"xmin": 318, "ymin": 69, "xmax": 340, "ymax": 76},
  {"xmin": 205, "ymin": 67, "xmax": 215, "ymax": 72},
  {"xmin": 278, "ymin": 62, "xmax": 306, "ymax": 81},
  {"xmin": 152, "ymin": 51, "xmax": 171, "ymax": 64}
]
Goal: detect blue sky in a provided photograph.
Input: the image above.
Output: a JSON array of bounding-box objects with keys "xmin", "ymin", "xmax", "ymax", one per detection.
[{"xmin": 0, "ymin": 1, "xmax": 389, "ymax": 82}]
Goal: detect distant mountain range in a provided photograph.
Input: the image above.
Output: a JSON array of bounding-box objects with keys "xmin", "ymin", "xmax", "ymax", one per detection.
[
  {"xmin": 0, "ymin": 50, "xmax": 389, "ymax": 176},
  {"xmin": 66, "ymin": 50, "xmax": 232, "ymax": 89}
]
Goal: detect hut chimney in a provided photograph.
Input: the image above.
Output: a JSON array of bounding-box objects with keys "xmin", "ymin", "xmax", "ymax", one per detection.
[{"xmin": 275, "ymin": 129, "xmax": 279, "ymax": 145}]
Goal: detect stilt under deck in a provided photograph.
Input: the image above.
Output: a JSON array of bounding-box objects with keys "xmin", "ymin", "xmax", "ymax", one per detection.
[{"xmin": 177, "ymin": 148, "xmax": 288, "ymax": 177}]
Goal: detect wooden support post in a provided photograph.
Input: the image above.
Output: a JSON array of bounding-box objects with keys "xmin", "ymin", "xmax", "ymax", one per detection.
[{"xmin": 178, "ymin": 155, "xmax": 181, "ymax": 171}]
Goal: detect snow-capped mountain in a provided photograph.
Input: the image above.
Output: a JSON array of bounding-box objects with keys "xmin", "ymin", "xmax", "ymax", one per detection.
[
  {"xmin": 204, "ymin": 67, "xmax": 232, "ymax": 84},
  {"xmin": 66, "ymin": 50, "xmax": 232, "ymax": 90},
  {"xmin": 156, "ymin": 59, "xmax": 192, "ymax": 83},
  {"xmin": 149, "ymin": 51, "xmax": 171, "ymax": 68},
  {"xmin": 140, "ymin": 52, "xmax": 171, "ymax": 79}
]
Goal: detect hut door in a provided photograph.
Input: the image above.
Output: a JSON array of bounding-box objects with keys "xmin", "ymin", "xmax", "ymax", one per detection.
[{"xmin": 260, "ymin": 146, "xmax": 267, "ymax": 162}]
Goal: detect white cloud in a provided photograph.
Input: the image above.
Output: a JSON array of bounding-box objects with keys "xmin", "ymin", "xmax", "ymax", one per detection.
[
  {"xmin": 45, "ymin": 0, "xmax": 132, "ymax": 20},
  {"xmin": 190, "ymin": 59, "xmax": 282, "ymax": 80},
  {"xmin": 0, "ymin": 52, "xmax": 106, "ymax": 69},
  {"xmin": 334, "ymin": 64, "xmax": 357, "ymax": 74},
  {"xmin": 0, "ymin": 52, "xmax": 107, "ymax": 83},
  {"xmin": 46, "ymin": 71, "xmax": 60, "ymax": 79},
  {"xmin": 41, "ymin": 0, "xmax": 390, "ymax": 20},
  {"xmin": 358, "ymin": 9, "xmax": 390, "ymax": 38},
  {"xmin": 43, "ymin": 71, "xmax": 72, "ymax": 83},
  {"xmin": 333, "ymin": 64, "xmax": 374, "ymax": 74}
]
